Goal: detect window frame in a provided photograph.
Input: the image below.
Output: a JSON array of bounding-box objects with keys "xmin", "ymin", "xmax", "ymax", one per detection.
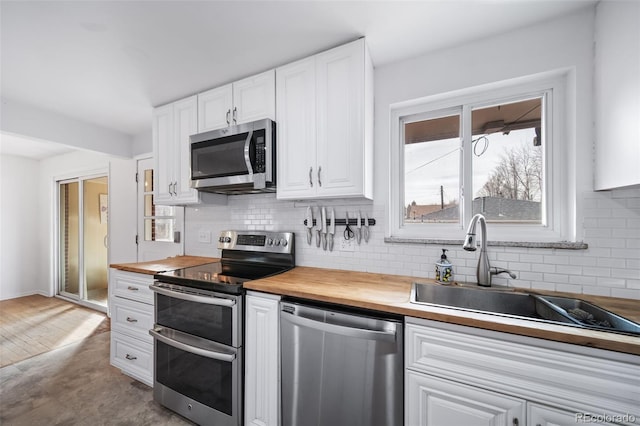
[{"xmin": 389, "ymin": 71, "xmax": 571, "ymax": 243}]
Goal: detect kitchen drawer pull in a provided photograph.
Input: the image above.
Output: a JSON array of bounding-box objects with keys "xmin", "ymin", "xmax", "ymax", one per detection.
[
  {"xmin": 125, "ymin": 353, "xmax": 137, "ymax": 361},
  {"xmin": 150, "ymin": 328, "xmax": 236, "ymax": 362},
  {"xmin": 281, "ymin": 310, "xmax": 397, "ymax": 343},
  {"xmin": 226, "ymin": 109, "xmax": 230, "ymax": 125},
  {"xmin": 309, "ymin": 167, "xmax": 313, "ymax": 187},
  {"xmin": 149, "ymin": 284, "xmax": 236, "ymax": 307},
  {"xmin": 127, "ymin": 286, "xmax": 139, "ymax": 291},
  {"xmin": 126, "ymin": 316, "xmax": 138, "ymax": 323},
  {"xmin": 232, "ymin": 106, "xmax": 237, "ymax": 124},
  {"xmin": 317, "ymin": 166, "xmax": 322, "ymax": 187}
]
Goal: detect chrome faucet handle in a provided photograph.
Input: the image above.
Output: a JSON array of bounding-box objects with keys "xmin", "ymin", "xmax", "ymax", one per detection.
[{"xmin": 490, "ymin": 267, "xmax": 517, "ymax": 280}]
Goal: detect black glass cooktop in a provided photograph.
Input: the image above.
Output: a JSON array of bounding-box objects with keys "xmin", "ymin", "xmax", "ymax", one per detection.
[{"xmin": 155, "ymin": 261, "xmax": 291, "ymax": 295}]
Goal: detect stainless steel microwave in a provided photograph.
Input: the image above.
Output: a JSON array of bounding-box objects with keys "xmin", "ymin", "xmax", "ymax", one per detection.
[{"xmin": 190, "ymin": 118, "xmax": 275, "ymax": 194}]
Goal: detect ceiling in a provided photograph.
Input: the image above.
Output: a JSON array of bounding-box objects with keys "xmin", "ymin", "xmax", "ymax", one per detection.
[{"xmin": 0, "ymin": 0, "xmax": 594, "ymax": 159}]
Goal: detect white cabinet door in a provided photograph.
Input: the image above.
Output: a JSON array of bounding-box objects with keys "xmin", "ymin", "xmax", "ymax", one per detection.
[
  {"xmin": 198, "ymin": 84, "xmax": 233, "ymax": 132},
  {"xmin": 276, "ymin": 38, "xmax": 373, "ymax": 200},
  {"xmin": 245, "ymin": 292, "xmax": 280, "ymax": 426},
  {"xmin": 152, "ymin": 103, "xmax": 175, "ymax": 204},
  {"xmin": 172, "ymin": 96, "xmax": 199, "ymax": 204},
  {"xmin": 233, "ymin": 69, "xmax": 275, "ymax": 125},
  {"xmin": 527, "ymin": 403, "xmax": 609, "ymax": 426},
  {"xmin": 316, "ymin": 39, "xmax": 367, "ymax": 198},
  {"xmin": 275, "ymin": 57, "xmax": 317, "ymax": 199},
  {"xmin": 406, "ymin": 372, "xmax": 525, "ymax": 426}
]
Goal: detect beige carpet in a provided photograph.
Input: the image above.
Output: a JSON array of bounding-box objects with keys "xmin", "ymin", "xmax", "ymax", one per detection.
[{"xmin": 0, "ymin": 295, "xmax": 110, "ymax": 368}]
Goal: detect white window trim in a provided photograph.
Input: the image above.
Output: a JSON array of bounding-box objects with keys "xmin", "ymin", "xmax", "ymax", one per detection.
[{"xmin": 388, "ymin": 70, "xmax": 577, "ymax": 244}]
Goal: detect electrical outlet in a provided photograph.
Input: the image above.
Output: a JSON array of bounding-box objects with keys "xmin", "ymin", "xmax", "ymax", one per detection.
[
  {"xmin": 339, "ymin": 237, "xmax": 355, "ymax": 252},
  {"xmin": 198, "ymin": 230, "xmax": 211, "ymax": 244}
]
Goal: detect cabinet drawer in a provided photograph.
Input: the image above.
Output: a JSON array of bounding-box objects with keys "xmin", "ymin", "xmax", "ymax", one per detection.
[
  {"xmin": 110, "ymin": 331, "xmax": 153, "ymax": 387},
  {"xmin": 110, "ymin": 270, "xmax": 154, "ymax": 304},
  {"xmin": 111, "ymin": 297, "xmax": 154, "ymax": 343}
]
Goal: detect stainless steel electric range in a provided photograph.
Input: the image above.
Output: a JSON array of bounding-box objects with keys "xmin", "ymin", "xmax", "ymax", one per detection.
[{"xmin": 150, "ymin": 230, "xmax": 295, "ymax": 426}]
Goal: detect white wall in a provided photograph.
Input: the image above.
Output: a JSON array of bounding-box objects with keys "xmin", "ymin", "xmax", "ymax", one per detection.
[
  {"xmin": 0, "ymin": 155, "xmax": 44, "ymax": 299},
  {"xmin": 184, "ymin": 7, "xmax": 639, "ymax": 300}
]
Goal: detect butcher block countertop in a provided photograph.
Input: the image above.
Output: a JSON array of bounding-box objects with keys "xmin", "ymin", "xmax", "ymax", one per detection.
[
  {"xmin": 110, "ymin": 256, "xmax": 219, "ymax": 275},
  {"xmin": 245, "ymin": 266, "xmax": 640, "ymax": 356}
]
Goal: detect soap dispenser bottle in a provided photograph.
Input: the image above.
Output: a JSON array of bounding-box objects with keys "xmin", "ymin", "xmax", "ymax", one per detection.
[{"xmin": 435, "ymin": 249, "xmax": 453, "ymax": 284}]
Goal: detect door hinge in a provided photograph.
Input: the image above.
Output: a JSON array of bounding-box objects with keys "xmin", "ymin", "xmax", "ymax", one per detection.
[{"xmin": 135, "ymin": 235, "xmax": 139, "ymax": 245}]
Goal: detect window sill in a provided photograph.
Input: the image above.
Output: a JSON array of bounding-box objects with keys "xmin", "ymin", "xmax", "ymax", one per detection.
[{"xmin": 384, "ymin": 237, "xmax": 588, "ymax": 250}]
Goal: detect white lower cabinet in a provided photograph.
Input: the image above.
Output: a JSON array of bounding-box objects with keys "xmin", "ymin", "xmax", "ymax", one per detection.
[
  {"xmin": 405, "ymin": 317, "xmax": 640, "ymax": 426},
  {"xmin": 109, "ymin": 269, "xmax": 154, "ymax": 387},
  {"xmin": 245, "ymin": 291, "xmax": 281, "ymax": 426}
]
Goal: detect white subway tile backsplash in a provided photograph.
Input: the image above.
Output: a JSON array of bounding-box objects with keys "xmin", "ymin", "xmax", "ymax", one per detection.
[{"xmin": 184, "ymin": 188, "xmax": 640, "ymax": 300}]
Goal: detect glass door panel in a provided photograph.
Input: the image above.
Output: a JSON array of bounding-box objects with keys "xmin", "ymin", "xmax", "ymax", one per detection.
[
  {"xmin": 84, "ymin": 177, "xmax": 109, "ymax": 306},
  {"xmin": 59, "ymin": 181, "xmax": 80, "ymax": 297}
]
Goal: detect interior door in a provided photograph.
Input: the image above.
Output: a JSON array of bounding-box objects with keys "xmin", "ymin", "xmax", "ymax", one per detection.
[{"xmin": 137, "ymin": 158, "xmax": 184, "ymax": 261}]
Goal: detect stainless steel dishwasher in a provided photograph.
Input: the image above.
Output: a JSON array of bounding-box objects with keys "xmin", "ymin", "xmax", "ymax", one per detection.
[{"xmin": 280, "ymin": 300, "xmax": 403, "ymax": 426}]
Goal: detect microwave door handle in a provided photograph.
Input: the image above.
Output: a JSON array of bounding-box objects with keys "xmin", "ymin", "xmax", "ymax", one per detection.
[{"xmin": 244, "ymin": 130, "xmax": 254, "ymax": 175}]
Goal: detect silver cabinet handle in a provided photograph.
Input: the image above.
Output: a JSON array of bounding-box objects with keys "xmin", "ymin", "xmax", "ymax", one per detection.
[
  {"xmin": 127, "ymin": 286, "xmax": 139, "ymax": 291},
  {"xmin": 232, "ymin": 106, "xmax": 237, "ymax": 124},
  {"xmin": 126, "ymin": 317, "xmax": 138, "ymax": 323},
  {"xmin": 281, "ymin": 310, "xmax": 397, "ymax": 343},
  {"xmin": 309, "ymin": 167, "xmax": 313, "ymax": 187},
  {"xmin": 226, "ymin": 109, "xmax": 231, "ymax": 125},
  {"xmin": 150, "ymin": 284, "xmax": 236, "ymax": 307},
  {"xmin": 149, "ymin": 328, "xmax": 236, "ymax": 362},
  {"xmin": 318, "ymin": 166, "xmax": 322, "ymax": 187},
  {"xmin": 125, "ymin": 354, "xmax": 137, "ymax": 361}
]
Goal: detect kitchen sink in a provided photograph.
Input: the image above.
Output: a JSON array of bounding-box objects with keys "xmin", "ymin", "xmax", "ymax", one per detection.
[
  {"xmin": 410, "ymin": 282, "xmax": 640, "ymax": 335},
  {"xmin": 536, "ymin": 295, "xmax": 640, "ymax": 335},
  {"xmin": 410, "ymin": 283, "xmax": 574, "ymax": 324}
]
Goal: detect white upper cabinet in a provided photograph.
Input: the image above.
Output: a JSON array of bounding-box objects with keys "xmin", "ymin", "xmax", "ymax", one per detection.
[
  {"xmin": 154, "ymin": 96, "xmax": 225, "ymax": 205},
  {"xmin": 594, "ymin": 1, "xmax": 640, "ymax": 190},
  {"xmin": 197, "ymin": 69, "xmax": 275, "ymax": 133},
  {"xmin": 276, "ymin": 38, "xmax": 374, "ymax": 200}
]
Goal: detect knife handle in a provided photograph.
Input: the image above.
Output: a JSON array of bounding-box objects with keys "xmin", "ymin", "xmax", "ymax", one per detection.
[
  {"xmin": 329, "ymin": 235, "xmax": 334, "ymax": 252},
  {"xmin": 307, "ymin": 229, "xmax": 312, "ymax": 245},
  {"xmin": 322, "ymin": 233, "xmax": 327, "ymax": 250},
  {"xmin": 316, "ymin": 230, "xmax": 321, "ymax": 247}
]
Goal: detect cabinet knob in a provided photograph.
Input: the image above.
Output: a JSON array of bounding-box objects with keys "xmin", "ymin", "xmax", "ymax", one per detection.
[{"xmin": 512, "ymin": 418, "xmax": 519, "ymax": 426}]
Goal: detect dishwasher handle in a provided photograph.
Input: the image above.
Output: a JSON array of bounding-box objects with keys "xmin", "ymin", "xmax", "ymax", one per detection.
[{"xmin": 281, "ymin": 309, "xmax": 397, "ymax": 343}]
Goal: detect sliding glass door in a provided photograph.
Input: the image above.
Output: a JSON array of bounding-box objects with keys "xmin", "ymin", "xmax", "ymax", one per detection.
[{"xmin": 58, "ymin": 175, "xmax": 108, "ymax": 311}]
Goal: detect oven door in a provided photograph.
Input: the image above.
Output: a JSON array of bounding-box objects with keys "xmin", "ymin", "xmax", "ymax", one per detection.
[
  {"xmin": 150, "ymin": 326, "xmax": 242, "ymax": 426},
  {"xmin": 150, "ymin": 282, "xmax": 241, "ymax": 347}
]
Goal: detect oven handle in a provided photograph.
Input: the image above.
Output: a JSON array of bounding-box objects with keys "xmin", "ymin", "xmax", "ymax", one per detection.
[
  {"xmin": 149, "ymin": 327, "xmax": 236, "ymax": 362},
  {"xmin": 149, "ymin": 284, "xmax": 236, "ymax": 307}
]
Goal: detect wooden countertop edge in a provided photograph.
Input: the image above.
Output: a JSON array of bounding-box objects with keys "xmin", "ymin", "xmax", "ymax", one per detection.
[
  {"xmin": 244, "ymin": 266, "xmax": 640, "ymax": 356},
  {"xmin": 110, "ymin": 256, "xmax": 219, "ymax": 275}
]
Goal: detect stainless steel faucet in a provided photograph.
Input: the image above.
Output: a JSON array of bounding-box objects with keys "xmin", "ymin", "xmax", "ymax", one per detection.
[{"xmin": 463, "ymin": 213, "xmax": 517, "ymax": 287}]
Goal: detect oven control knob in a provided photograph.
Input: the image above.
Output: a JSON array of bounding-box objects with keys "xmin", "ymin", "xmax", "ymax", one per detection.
[
  {"xmin": 218, "ymin": 237, "xmax": 225, "ymax": 243},
  {"xmin": 224, "ymin": 237, "xmax": 232, "ymax": 243},
  {"xmin": 274, "ymin": 239, "xmax": 281, "ymax": 246},
  {"xmin": 280, "ymin": 239, "xmax": 288, "ymax": 247},
  {"xmin": 266, "ymin": 238, "xmax": 273, "ymax": 246}
]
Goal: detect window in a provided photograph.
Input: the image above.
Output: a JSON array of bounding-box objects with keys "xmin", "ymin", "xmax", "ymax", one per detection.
[
  {"xmin": 390, "ymin": 72, "xmax": 571, "ymax": 243},
  {"xmin": 142, "ymin": 168, "xmax": 176, "ymax": 242}
]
